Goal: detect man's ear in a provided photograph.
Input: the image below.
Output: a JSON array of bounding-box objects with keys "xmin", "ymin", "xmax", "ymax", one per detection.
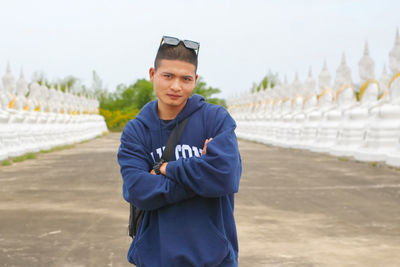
[
  {"xmin": 149, "ymin": 67, "xmax": 155, "ymax": 83},
  {"xmin": 195, "ymin": 74, "xmax": 198, "ymax": 83}
]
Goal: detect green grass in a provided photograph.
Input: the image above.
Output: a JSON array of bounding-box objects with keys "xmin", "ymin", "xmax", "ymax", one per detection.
[
  {"xmin": 40, "ymin": 144, "xmax": 75, "ymax": 153},
  {"xmin": 13, "ymin": 154, "xmax": 30, "ymax": 162},
  {"xmin": 2, "ymin": 144, "xmax": 75, "ymax": 164},
  {"xmin": 12, "ymin": 153, "xmax": 37, "ymax": 162},
  {"xmin": 338, "ymin": 157, "xmax": 349, "ymax": 161},
  {"xmin": 25, "ymin": 153, "xmax": 37, "ymax": 159},
  {"xmin": 369, "ymin": 162, "xmax": 378, "ymax": 167},
  {"xmin": 1, "ymin": 160, "xmax": 12, "ymax": 166},
  {"xmin": 77, "ymin": 132, "xmax": 110, "ymax": 143},
  {"xmin": 1, "ymin": 133, "xmax": 109, "ymax": 167}
]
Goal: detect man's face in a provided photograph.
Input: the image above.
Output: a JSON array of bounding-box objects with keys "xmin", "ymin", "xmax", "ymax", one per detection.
[{"xmin": 149, "ymin": 59, "xmax": 198, "ymax": 110}]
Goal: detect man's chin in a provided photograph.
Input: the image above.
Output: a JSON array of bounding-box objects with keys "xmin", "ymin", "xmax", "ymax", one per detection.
[
  {"xmin": 164, "ymin": 98, "xmax": 187, "ymax": 107},
  {"xmin": 166, "ymin": 101, "xmax": 185, "ymax": 107}
]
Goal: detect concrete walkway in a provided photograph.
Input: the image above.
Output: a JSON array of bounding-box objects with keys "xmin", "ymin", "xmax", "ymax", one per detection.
[{"xmin": 0, "ymin": 133, "xmax": 399, "ymax": 266}]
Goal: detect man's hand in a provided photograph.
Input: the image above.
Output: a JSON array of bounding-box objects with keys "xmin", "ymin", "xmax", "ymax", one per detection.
[
  {"xmin": 150, "ymin": 162, "xmax": 168, "ymax": 175},
  {"xmin": 202, "ymin": 138, "xmax": 213, "ymax": 155},
  {"xmin": 160, "ymin": 162, "xmax": 167, "ymax": 175}
]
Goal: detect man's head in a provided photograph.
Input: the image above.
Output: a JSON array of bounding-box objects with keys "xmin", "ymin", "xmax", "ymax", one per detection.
[
  {"xmin": 154, "ymin": 42, "xmax": 198, "ymax": 73},
  {"xmin": 150, "ymin": 37, "xmax": 200, "ymax": 117}
]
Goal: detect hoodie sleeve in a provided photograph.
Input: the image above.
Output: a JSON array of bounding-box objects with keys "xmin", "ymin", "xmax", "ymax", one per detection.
[
  {"xmin": 117, "ymin": 121, "xmax": 196, "ymax": 211},
  {"xmin": 165, "ymin": 107, "xmax": 242, "ymax": 197}
]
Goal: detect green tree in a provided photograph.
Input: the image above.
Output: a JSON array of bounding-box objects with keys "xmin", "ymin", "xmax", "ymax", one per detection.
[
  {"xmin": 61, "ymin": 76, "xmax": 80, "ymax": 92},
  {"xmin": 34, "ymin": 72, "xmax": 80, "ymax": 93},
  {"xmin": 92, "ymin": 70, "xmax": 108, "ymax": 101},
  {"xmin": 98, "ymin": 78, "xmax": 155, "ymax": 131},
  {"xmin": 100, "ymin": 79, "xmax": 155, "ymax": 112},
  {"xmin": 254, "ymin": 70, "xmax": 279, "ymax": 92},
  {"xmin": 133, "ymin": 79, "xmax": 155, "ymax": 109},
  {"xmin": 192, "ymin": 76, "xmax": 226, "ymax": 107}
]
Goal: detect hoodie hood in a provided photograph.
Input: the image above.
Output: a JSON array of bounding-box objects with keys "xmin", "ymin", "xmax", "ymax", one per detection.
[{"xmin": 135, "ymin": 94, "xmax": 206, "ymax": 130}]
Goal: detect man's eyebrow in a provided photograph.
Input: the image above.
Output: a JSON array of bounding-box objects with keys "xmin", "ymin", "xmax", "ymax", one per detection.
[
  {"xmin": 161, "ymin": 72, "xmax": 194, "ymax": 79},
  {"xmin": 161, "ymin": 72, "xmax": 174, "ymax": 75}
]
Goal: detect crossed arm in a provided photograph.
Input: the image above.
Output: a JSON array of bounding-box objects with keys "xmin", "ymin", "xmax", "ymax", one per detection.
[
  {"xmin": 150, "ymin": 138, "xmax": 213, "ymax": 175},
  {"xmin": 118, "ymin": 111, "xmax": 241, "ymax": 210},
  {"xmin": 118, "ymin": 124, "xmax": 199, "ymax": 211}
]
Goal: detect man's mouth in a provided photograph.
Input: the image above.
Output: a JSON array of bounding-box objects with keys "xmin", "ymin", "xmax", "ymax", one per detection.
[{"xmin": 167, "ymin": 94, "xmax": 181, "ymax": 100}]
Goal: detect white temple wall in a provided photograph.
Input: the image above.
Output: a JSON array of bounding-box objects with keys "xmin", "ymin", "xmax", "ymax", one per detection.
[
  {"xmin": 228, "ymin": 30, "xmax": 400, "ymax": 168},
  {"xmin": 0, "ymin": 65, "xmax": 108, "ymax": 161}
]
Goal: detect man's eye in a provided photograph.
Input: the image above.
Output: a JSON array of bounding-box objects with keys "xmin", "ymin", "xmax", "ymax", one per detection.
[
  {"xmin": 164, "ymin": 74, "xmax": 171, "ymax": 78},
  {"xmin": 184, "ymin": 77, "xmax": 192, "ymax": 81}
]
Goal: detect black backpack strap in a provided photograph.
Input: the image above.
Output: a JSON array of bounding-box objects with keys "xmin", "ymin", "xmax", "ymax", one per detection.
[
  {"xmin": 129, "ymin": 203, "xmax": 144, "ymax": 238},
  {"xmin": 161, "ymin": 117, "xmax": 189, "ymax": 162}
]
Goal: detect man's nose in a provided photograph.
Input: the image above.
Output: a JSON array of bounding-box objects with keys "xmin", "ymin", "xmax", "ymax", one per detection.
[{"xmin": 170, "ymin": 78, "xmax": 182, "ymax": 91}]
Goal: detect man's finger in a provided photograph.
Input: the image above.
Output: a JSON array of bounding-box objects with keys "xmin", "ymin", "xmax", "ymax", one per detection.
[
  {"xmin": 202, "ymin": 138, "xmax": 213, "ymax": 155},
  {"xmin": 202, "ymin": 140, "xmax": 208, "ymax": 155}
]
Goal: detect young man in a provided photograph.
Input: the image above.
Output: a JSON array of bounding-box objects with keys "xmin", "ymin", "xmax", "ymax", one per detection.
[{"xmin": 117, "ymin": 36, "xmax": 242, "ymax": 266}]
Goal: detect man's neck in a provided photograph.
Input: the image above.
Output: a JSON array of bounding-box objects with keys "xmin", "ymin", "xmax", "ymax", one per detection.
[{"xmin": 157, "ymin": 101, "xmax": 187, "ymax": 120}]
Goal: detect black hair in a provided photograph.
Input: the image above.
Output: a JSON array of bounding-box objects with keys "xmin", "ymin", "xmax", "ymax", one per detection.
[{"xmin": 154, "ymin": 42, "xmax": 198, "ymax": 72}]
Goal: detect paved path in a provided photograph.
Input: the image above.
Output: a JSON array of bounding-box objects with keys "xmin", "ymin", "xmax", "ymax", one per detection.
[{"xmin": 0, "ymin": 133, "xmax": 399, "ymax": 266}]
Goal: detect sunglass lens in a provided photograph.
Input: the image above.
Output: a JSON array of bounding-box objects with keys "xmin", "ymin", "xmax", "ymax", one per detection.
[
  {"xmin": 163, "ymin": 36, "xmax": 180, "ymax": 46},
  {"xmin": 183, "ymin": 40, "xmax": 199, "ymax": 50}
]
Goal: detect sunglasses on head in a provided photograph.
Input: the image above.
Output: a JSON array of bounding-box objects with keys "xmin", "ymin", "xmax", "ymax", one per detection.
[{"xmin": 160, "ymin": 36, "xmax": 200, "ymax": 55}]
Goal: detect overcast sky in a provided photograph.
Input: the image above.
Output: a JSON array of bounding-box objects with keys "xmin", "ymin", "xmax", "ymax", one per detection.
[{"xmin": 0, "ymin": 0, "xmax": 398, "ymax": 98}]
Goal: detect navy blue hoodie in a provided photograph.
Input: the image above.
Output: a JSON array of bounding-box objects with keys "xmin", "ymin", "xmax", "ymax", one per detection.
[{"xmin": 117, "ymin": 94, "xmax": 242, "ymax": 266}]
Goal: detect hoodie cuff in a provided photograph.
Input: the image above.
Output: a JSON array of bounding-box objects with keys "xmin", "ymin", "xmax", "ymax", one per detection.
[{"xmin": 165, "ymin": 160, "xmax": 180, "ymax": 184}]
